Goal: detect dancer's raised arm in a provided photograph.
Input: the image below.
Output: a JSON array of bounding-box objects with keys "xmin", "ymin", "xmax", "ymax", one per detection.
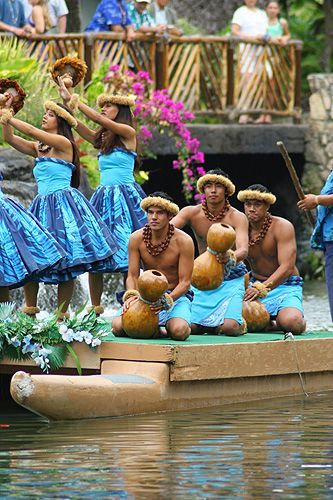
[
  {"xmin": 57, "ymin": 77, "xmax": 136, "ymax": 147},
  {"xmin": 1, "ymin": 97, "xmax": 72, "ymax": 158}
]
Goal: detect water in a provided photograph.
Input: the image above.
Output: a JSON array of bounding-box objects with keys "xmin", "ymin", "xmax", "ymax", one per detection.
[
  {"xmin": 1, "ymin": 394, "xmax": 333, "ymax": 498},
  {"xmin": 303, "ymin": 280, "xmax": 333, "ymax": 331}
]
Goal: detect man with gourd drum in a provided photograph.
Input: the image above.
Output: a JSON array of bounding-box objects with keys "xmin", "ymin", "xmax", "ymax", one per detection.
[
  {"xmin": 172, "ymin": 169, "xmax": 249, "ymax": 336},
  {"xmin": 111, "ymin": 192, "xmax": 195, "ymax": 341},
  {"xmin": 238, "ymin": 184, "xmax": 306, "ymax": 334}
]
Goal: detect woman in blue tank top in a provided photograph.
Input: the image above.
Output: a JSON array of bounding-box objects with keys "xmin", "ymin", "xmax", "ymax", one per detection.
[
  {"xmin": 0, "ymin": 97, "xmax": 118, "ymax": 319},
  {"xmin": 58, "ymin": 79, "xmax": 147, "ymax": 314}
]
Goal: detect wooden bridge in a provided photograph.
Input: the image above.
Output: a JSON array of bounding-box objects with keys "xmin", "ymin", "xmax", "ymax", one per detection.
[{"xmin": 6, "ymin": 33, "xmax": 302, "ymax": 121}]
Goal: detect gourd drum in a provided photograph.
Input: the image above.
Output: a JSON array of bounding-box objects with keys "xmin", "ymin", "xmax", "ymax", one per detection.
[
  {"xmin": 242, "ymin": 300, "xmax": 270, "ymax": 332},
  {"xmin": 191, "ymin": 223, "xmax": 236, "ymax": 290},
  {"xmin": 122, "ymin": 269, "xmax": 169, "ymax": 339}
]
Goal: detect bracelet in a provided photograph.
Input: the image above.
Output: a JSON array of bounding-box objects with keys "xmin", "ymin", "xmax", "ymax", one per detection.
[
  {"xmin": 252, "ymin": 281, "xmax": 271, "ymax": 298},
  {"xmin": 0, "ymin": 108, "xmax": 13, "ymax": 124},
  {"xmin": 68, "ymin": 94, "xmax": 79, "ymax": 112},
  {"xmin": 160, "ymin": 293, "xmax": 174, "ymax": 311},
  {"xmin": 123, "ymin": 289, "xmax": 140, "ymax": 302}
]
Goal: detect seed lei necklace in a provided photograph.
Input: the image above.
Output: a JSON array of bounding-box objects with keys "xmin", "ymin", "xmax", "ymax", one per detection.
[
  {"xmin": 201, "ymin": 199, "xmax": 230, "ymax": 221},
  {"xmin": 143, "ymin": 223, "xmax": 175, "ymax": 256},
  {"xmin": 249, "ymin": 213, "xmax": 273, "ymax": 246}
]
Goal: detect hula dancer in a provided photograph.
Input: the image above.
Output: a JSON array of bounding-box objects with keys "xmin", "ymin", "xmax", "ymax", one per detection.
[
  {"xmin": 172, "ymin": 169, "xmax": 249, "ymax": 336},
  {"xmin": 0, "ymin": 96, "xmax": 118, "ymax": 319},
  {"xmin": 239, "ymin": 184, "xmax": 306, "ymax": 334},
  {"xmin": 0, "ymin": 173, "xmax": 65, "ymax": 303},
  {"xmin": 57, "ymin": 77, "xmax": 147, "ymax": 314},
  {"xmin": 112, "ymin": 192, "xmax": 194, "ymax": 341}
]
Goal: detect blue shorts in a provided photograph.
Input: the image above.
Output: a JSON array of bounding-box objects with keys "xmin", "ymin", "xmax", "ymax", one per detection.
[
  {"xmin": 260, "ymin": 282, "xmax": 303, "ymax": 317},
  {"xmin": 159, "ymin": 293, "xmax": 192, "ymax": 326},
  {"xmin": 191, "ymin": 275, "xmax": 245, "ymax": 327}
]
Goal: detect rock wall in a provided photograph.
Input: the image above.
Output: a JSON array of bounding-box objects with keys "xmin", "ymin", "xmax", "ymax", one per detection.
[{"xmin": 303, "ymin": 74, "xmax": 333, "ymax": 193}]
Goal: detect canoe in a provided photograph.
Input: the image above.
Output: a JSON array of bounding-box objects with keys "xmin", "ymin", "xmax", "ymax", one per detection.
[{"xmin": 8, "ymin": 331, "xmax": 333, "ymax": 421}]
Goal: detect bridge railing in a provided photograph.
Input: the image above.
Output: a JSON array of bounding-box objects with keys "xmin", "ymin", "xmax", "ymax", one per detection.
[{"xmin": 1, "ymin": 33, "xmax": 302, "ymax": 120}]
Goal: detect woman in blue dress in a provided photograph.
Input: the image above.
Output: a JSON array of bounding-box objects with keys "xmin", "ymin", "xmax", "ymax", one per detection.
[
  {"xmin": 58, "ymin": 79, "xmax": 147, "ymax": 314},
  {"xmin": 0, "ymin": 97, "xmax": 118, "ymax": 319},
  {"xmin": 0, "ymin": 173, "xmax": 64, "ymax": 304}
]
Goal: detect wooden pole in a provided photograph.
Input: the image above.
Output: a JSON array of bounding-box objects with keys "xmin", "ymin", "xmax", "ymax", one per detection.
[{"xmin": 276, "ymin": 141, "xmax": 315, "ymax": 227}]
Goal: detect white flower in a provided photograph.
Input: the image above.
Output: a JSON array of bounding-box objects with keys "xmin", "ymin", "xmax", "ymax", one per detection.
[
  {"xmin": 83, "ymin": 332, "xmax": 93, "ymax": 345},
  {"xmin": 59, "ymin": 324, "xmax": 68, "ymax": 335},
  {"xmin": 91, "ymin": 338, "xmax": 101, "ymax": 347},
  {"xmin": 73, "ymin": 330, "xmax": 85, "ymax": 342},
  {"xmin": 61, "ymin": 328, "xmax": 74, "ymax": 342}
]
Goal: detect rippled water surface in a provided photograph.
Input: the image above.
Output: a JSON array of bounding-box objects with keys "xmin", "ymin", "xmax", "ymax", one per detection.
[
  {"xmin": 1, "ymin": 394, "xmax": 333, "ymax": 498},
  {"xmin": 303, "ymin": 280, "xmax": 333, "ymax": 330}
]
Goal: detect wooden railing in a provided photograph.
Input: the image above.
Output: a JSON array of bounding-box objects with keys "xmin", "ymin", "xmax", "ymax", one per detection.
[{"xmin": 2, "ymin": 33, "xmax": 302, "ymax": 120}]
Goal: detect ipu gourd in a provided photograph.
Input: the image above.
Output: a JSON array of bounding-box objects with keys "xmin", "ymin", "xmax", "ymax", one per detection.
[
  {"xmin": 191, "ymin": 223, "xmax": 236, "ymax": 290},
  {"xmin": 122, "ymin": 269, "xmax": 169, "ymax": 339},
  {"xmin": 242, "ymin": 274, "xmax": 270, "ymax": 332}
]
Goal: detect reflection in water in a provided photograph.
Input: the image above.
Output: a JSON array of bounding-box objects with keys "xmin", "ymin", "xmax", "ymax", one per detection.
[{"xmin": 1, "ymin": 394, "xmax": 333, "ymax": 497}]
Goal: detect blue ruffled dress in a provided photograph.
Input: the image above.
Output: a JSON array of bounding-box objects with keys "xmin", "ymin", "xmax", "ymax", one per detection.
[
  {"xmin": 90, "ymin": 148, "xmax": 147, "ymax": 272},
  {"xmin": 0, "ymin": 175, "xmax": 64, "ymax": 289},
  {"xmin": 30, "ymin": 156, "xmax": 119, "ymax": 284}
]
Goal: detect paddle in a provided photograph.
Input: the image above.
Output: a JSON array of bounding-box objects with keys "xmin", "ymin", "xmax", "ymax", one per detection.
[{"xmin": 276, "ymin": 141, "xmax": 315, "ymax": 227}]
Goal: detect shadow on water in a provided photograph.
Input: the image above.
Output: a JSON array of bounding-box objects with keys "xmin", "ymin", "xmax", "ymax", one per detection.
[{"xmin": 1, "ymin": 393, "xmax": 333, "ymax": 497}]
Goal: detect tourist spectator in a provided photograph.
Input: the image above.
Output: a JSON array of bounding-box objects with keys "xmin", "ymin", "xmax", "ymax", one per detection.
[
  {"xmin": 127, "ymin": 0, "xmax": 165, "ymax": 35},
  {"xmin": 85, "ymin": 0, "xmax": 135, "ymax": 41},
  {"xmin": 266, "ymin": 1, "xmax": 290, "ymax": 46},
  {"xmin": 231, "ymin": 0, "xmax": 268, "ymax": 124},
  {"xmin": 150, "ymin": 0, "xmax": 182, "ymax": 36},
  {"xmin": 23, "ymin": 0, "xmax": 68, "ymax": 34},
  {"xmin": 0, "ymin": 0, "xmax": 27, "ymax": 37},
  {"xmin": 254, "ymin": 1, "xmax": 291, "ymax": 124},
  {"xmin": 25, "ymin": 0, "xmax": 52, "ymax": 35}
]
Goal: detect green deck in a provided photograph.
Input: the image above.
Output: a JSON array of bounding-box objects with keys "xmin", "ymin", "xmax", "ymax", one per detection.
[{"xmin": 103, "ymin": 331, "xmax": 333, "ymax": 345}]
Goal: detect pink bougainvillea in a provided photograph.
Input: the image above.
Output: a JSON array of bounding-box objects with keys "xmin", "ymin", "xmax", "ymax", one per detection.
[{"xmin": 104, "ymin": 66, "xmax": 206, "ymax": 202}]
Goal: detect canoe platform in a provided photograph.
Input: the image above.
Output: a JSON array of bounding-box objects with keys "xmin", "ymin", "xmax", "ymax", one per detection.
[{"xmin": 5, "ymin": 331, "xmax": 333, "ymax": 420}]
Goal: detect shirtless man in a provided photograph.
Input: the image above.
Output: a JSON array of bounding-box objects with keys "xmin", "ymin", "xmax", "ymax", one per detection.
[
  {"xmin": 238, "ymin": 184, "xmax": 306, "ymax": 334},
  {"xmin": 111, "ymin": 192, "xmax": 194, "ymax": 341},
  {"xmin": 172, "ymin": 169, "xmax": 249, "ymax": 336}
]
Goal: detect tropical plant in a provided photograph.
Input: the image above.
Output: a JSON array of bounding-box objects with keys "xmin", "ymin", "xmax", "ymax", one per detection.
[
  {"xmin": 0, "ymin": 37, "xmax": 56, "ymax": 143},
  {"xmin": 0, "ymin": 303, "xmax": 111, "ymax": 373},
  {"xmin": 95, "ymin": 65, "xmax": 206, "ymax": 201}
]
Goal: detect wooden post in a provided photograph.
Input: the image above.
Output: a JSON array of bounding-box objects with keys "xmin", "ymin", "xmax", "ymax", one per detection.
[
  {"xmin": 294, "ymin": 41, "xmax": 303, "ymax": 124},
  {"xmin": 226, "ymin": 39, "xmax": 234, "ymax": 107},
  {"xmin": 155, "ymin": 42, "xmax": 169, "ymax": 90},
  {"xmin": 83, "ymin": 33, "xmax": 93, "ymax": 84}
]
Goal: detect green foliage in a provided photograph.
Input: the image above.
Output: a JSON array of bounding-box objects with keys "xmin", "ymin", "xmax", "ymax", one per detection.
[
  {"xmin": 288, "ymin": 0, "xmax": 326, "ymax": 94},
  {"xmin": 178, "ymin": 17, "xmax": 203, "ymax": 36},
  {"xmin": 303, "ymin": 251, "xmax": 325, "ymax": 281},
  {"xmin": 0, "ymin": 38, "xmax": 56, "ymax": 145},
  {"xmin": 0, "ymin": 303, "xmax": 110, "ymax": 373}
]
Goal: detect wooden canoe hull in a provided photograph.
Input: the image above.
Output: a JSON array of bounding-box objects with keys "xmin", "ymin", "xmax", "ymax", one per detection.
[{"xmin": 9, "ymin": 335, "xmax": 333, "ymax": 421}]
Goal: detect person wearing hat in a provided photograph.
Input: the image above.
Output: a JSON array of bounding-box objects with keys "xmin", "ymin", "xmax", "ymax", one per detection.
[
  {"xmin": 112, "ymin": 191, "xmax": 194, "ymax": 340},
  {"xmin": 58, "ymin": 78, "xmax": 148, "ymax": 315},
  {"xmin": 172, "ymin": 169, "xmax": 249, "ymax": 336},
  {"xmin": 239, "ymin": 184, "xmax": 306, "ymax": 334},
  {"xmin": 0, "ymin": 95, "xmax": 118, "ymax": 319}
]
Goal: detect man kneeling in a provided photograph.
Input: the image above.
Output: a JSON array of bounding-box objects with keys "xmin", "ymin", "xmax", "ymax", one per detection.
[
  {"xmin": 112, "ymin": 192, "xmax": 194, "ymax": 341},
  {"xmin": 238, "ymin": 184, "xmax": 306, "ymax": 334}
]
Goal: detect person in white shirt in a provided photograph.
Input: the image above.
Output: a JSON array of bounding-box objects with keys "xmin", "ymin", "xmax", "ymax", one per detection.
[
  {"xmin": 23, "ymin": 0, "xmax": 68, "ymax": 33},
  {"xmin": 231, "ymin": 0, "xmax": 268, "ymax": 124},
  {"xmin": 150, "ymin": 0, "xmax": 182, "ymax": 36}
]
